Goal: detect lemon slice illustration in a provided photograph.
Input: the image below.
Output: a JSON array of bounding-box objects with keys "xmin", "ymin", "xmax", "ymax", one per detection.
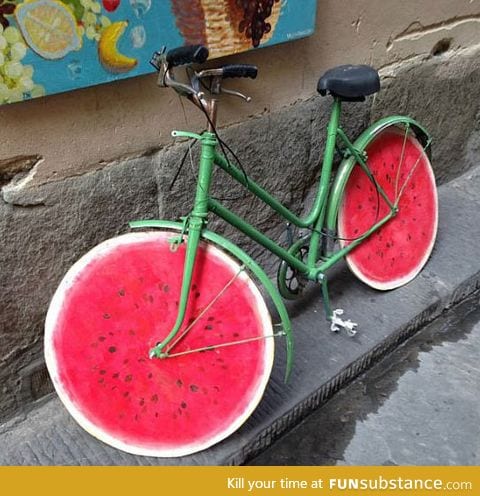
[{"xmin": 15, "ymin": 0, "xmax": 82, "ymax": 60}]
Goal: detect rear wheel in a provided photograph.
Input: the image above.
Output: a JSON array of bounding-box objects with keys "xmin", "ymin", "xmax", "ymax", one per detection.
[
  {"xmin": 338, "ymin": 125, "xmax": 438, "ymax": 290},
  {"xmin": 45, "ymin": 231, "xmax": 274, "ymax": 457}
]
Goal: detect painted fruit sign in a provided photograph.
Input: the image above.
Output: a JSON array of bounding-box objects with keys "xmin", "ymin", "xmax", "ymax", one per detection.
[{"xmin": 0, "ymin": 0, "xmax": 317, "ymax": 105}]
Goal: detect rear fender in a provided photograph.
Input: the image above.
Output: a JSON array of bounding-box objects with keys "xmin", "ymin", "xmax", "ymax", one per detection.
[{"xmin": 325, "ymin": 116, "xmax": 431, "ymax": 234}]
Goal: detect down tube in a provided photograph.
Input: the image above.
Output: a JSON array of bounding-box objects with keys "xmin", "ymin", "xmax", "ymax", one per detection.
[{"xmin": 208, "ymin": 199, "xmax": 310, "ymax": 277}]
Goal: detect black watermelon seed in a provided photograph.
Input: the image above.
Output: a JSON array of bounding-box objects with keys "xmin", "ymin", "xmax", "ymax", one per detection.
[
  {"xmin": 139, "ymin": 398, "xmax": 145, "ymax": 406},
  {"xmin": 118, "ymin": 289, "xmax": 125, "ymax": 296},
  {"xmin": 108, "ymin": 346, "xmax": 117, "ymax": 353},
  {"xmin": 190, "ymin": 385, "xmax": 199, "ymax": 393},
  {"xmin": 163, "ymin": 285, "xmax": 170, "ymax": 293},
  {"xmin": 195, "ymin": 291, "xmax": 201, "ymax": 298},
  {"xmin": 176, "ymin": 379, "xmax": 183, "ymax": 388},
  {"xmin": 103, "ymin": 313, "xmax": 111, "ymax": 320},
  {"xmin": 98, "ymin": 336, "xmax": 106, "ymax": 342},
  {"xmin": 181, "ymin": 402, "xmax": 187, "ymax": 409},
  {"xmin": 205, "ymin": 325, "xmax": 213, "ymax": 330},
  {"xmin": 125, "ymin": 375, "xmax": 133, "ymax": 382},
  {"xmin": 113, "ymin": 373, "xmax": 120, "ymax": 379},
  {"xmin": 151, "ymin": 394, "xmax": 159, "ymax": 403}
]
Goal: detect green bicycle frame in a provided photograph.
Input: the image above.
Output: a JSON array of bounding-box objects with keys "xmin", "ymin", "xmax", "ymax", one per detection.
[{"xmin": 132, "ymin": 97, "xmax": 431, "ymax": 373}]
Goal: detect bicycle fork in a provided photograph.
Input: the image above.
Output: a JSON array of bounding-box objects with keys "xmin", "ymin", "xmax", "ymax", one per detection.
[{"xmin": 149, "ymin": 131, "xmax": 217, "ymax": 359}]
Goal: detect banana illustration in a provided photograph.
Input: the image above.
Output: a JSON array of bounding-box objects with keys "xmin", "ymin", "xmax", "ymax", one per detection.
[{"xmin": 98, "ymin": 21, "xmax": 137, "ymax": 74}]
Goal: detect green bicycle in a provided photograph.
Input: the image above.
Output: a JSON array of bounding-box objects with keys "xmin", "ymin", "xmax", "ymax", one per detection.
[{"xmin": 44, "ymin": 45, "xmax": 438, "ymax": 458}]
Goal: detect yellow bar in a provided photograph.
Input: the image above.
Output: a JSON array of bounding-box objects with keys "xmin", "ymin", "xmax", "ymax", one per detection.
[{"xmin": 0, "ymin": 466, "xmax": 478, "ymax": 496}]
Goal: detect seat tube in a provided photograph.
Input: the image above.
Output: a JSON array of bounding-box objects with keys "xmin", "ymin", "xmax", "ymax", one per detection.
[{"xmin": 308, "ymin": 98, "xmax": 342, "ymax": 266}]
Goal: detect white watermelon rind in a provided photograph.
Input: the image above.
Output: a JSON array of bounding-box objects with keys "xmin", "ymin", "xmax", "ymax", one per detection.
[
  {"xmin": 338, "ymin": 126, "xmax": 438, "ymax": 291},
  {"xmin": 45, "ymin": 231, "xmax": 274, "ymax": 458}
]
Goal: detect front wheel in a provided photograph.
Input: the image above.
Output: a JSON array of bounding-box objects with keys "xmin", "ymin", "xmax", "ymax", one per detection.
[
  {"xmin": 337, "ymin": 124, "xmax": 438, "ymax": 290},
  {"xmin": 45, "ymin": 231, "xmax": 274, "ymax": 457}
]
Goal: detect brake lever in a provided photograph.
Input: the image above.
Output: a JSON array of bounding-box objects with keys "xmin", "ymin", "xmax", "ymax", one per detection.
[{"xmin": 221, "ymin": 87, "xmax": 252, "ymax": 102}]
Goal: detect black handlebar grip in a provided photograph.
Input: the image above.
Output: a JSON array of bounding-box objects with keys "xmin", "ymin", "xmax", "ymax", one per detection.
[
  {"xmin": 166, "ymin": 45, "xmax": 209, "ymax": 67},
  {"xmin": 222, "ymin": 64, "xmax": 258, "ymax": 79}
]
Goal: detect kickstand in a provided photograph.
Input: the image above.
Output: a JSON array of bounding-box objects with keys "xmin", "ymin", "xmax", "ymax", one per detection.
[{"xmin": 321, "ymin": 275, "xmax": 358, "ymax": 337}]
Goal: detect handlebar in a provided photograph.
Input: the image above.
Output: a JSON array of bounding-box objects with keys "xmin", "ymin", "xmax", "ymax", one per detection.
[
  {"xmin": 166, "ymin": 45, "xmax": 209, "ymax": 67},
  {"xmin": 151, "ymin": 45, "xmax": 258, "ymax": 127}
]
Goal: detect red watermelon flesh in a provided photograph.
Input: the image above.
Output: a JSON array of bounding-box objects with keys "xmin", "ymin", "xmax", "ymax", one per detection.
[
  {"xmin": 45, "ymin": 232, "xmax": 273, "ymax": 457},
  {"xmin": 338, "ymin": 127, "xmax": 438, "ymax": 290}
]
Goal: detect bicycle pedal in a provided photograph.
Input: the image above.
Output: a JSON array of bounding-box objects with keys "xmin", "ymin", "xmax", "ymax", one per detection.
[{"xmin": 330, "ymin": 309, "xmax": 358, "ymax": 337}]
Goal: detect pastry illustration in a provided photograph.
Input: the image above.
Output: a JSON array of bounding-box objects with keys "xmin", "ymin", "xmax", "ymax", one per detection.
[{"xmin": 171, "ymin": 0, "xmax": 282, "ymax": 58}]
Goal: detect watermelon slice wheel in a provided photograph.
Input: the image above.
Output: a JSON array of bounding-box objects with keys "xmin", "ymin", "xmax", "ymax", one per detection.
[
  {"xmin": 338, "ymin": 124, "xmax": 438, "ymax": 290},
  {"xmin": 45, "ymin": 231, "xmax": 274, "ymax": 457}
]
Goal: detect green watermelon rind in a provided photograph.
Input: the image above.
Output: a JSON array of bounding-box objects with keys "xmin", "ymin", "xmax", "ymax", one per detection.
[
  {"xmin": 338, "ymin": 127, "xmax": 438, "ymax": 291},
  {"xmin": 44, "ymin": 231, "xmax": 274, "ymax": 457}
]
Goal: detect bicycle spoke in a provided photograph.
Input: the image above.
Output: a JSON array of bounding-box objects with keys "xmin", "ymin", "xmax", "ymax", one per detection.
[
  {"xmin": 164, "ymin": 331, "xmax": 285, "ymax": 358},
  {"xmin": 165, "ymin": 264, "xmax": 246, "ymax": 354},
  {"xmin": 394, "ymin": 123, "xmax": 410, "ymax": 199},
  {"xmin": 395, "ymin": 138, "xmax": 432, "ymax": 206}
]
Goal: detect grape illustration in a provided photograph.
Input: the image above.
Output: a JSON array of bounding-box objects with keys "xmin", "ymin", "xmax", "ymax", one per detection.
[
  {"xmin": 235, "ymin": 0, "xmax": 281, "ymax": 47},
  {"xmin": 0, "ymin": 25, "xmax": 45, "ymax": 103},
  {"xmin": 78, "ymin": 0, "xmax": 111, "ymax": 41}
]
